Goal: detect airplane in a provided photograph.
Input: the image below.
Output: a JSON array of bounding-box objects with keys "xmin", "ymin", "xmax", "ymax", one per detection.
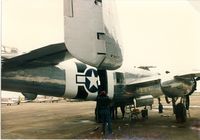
[
  {"xmin": 1, "ymin": 96, "xmax": 31, "ymax": 106},
  {"xmin": 34, "ymin": 96, "xmax": 62, "ymax": 103},
  {"xmin": 1, "ymin": 98, "xmax": 18, "ymax": 106},
  {"xmin": 1, "ymin": 0, "xmax": 200, "ymax": 123},
  {"xmin": 1, "ymin": 46, "xmax": 23, "ymax": 62},
  {"xmin": 2, "ymin": 43, "xmax": 200, "ymax": 122}
]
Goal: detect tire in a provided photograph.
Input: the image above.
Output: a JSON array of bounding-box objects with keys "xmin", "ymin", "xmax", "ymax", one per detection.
[{"xmin": 175, "ymin": 103, "xmax": 187, "ymax": 123}]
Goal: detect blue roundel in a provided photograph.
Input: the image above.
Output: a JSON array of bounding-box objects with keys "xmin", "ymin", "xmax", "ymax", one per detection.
[{"xmin": 85, "ymin": 69, "xmax": 98, "ymax": 93}]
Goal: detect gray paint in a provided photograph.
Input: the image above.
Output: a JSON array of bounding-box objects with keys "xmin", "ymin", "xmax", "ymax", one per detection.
[
  {"xmin": 2, "ymin": 43, "xmax": 71, "ymax": 71},
  {"xmin": 2, "ymin": 66, "xmax": 66, "ymax": 97},
  {"xmin": 64, "ymin": 0, "xmax": 122, "ymax": 70}
]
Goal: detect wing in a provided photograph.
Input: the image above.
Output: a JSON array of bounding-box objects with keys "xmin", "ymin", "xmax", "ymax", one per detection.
[
  {"xmin": 125, "ymin": 75, "xmax": 161, "ymax": 97},
  {"xmin": 126, "ymin": 76, "xmax": 160, "ymax": 91},
  {"xmin": 2, "ymin": 43, "xmax": 72, "ymax": 71},
  {"xmin": 174, "ymin": 70, "xmax": 200, "ymax": 80}
]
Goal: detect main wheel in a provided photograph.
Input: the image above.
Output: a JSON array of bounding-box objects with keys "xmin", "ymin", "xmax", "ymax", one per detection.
[
  {"xmin": 175, "ymin": 103, "xmax": 187, "ymax": 123},
  {"xmin": 141, "ymin": 109, "xmax": 148, "ymax": 119}
]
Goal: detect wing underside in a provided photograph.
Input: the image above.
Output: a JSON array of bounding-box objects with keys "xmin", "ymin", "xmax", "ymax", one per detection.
[
  {"xmin": 125, "ymin": 76, "xmax": 161, "ymax": 93},
  {"xmin": 175, "ymin": 71, "xmax": 200, "ymax": 78}
]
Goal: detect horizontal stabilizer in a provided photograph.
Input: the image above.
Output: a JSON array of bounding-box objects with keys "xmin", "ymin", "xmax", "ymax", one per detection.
[
  {"xmin": 2, "ymin": 43, "xmax": 72, "ymax": 70},
  {"xmin": 138, "ymin": 66, "xmax": 156, "ymax": 71}
]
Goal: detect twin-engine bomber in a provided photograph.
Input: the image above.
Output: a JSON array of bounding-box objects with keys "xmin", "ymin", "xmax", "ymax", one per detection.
[
  {"xmin": 2, "ymin": 0, "xmax": 200, "ymax": 123},
  {"xmin": 2, "ymin": 43, "xmax": 200, "ymax": 123}
]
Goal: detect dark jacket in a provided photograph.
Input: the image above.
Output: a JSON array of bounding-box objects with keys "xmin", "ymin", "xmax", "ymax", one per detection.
[{"xmin": 96, "ymin": 95, "xmax": 111, "ymax": 110}]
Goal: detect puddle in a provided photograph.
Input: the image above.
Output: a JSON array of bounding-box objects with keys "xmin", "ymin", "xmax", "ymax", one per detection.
[
  {"xmin": 80, "ymin": 120, "xmax": 95, "ymax": 123},
  {"xmin": 170, "ymin": 125, "xmax": 177, "ymax": 128},
  {"xmin": 63, "ymin": 119, "xmax": 95, "ymax": 125},
  {"xmin": 190, "ymin": 127, "xmax": 200, "ymax": 131},
  {"xmin": 153, "ymin": 105, "xmax": 200, "ymax": 109},
  {"xmin": 160, "ymin": 114, "xmax": 171, "ymax": 117},
  {"xmin": 160, "ymin": 125, "xmax": 168, "ymax": 128},
  {"xmin": 190, "ymin": 121, "xmax": 200, "ymax": 131}
]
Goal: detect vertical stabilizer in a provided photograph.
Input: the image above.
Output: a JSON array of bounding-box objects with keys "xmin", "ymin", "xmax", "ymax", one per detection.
[{"xmin": 64, "ymin": 0, "xmax": 122, "ymax": 70}]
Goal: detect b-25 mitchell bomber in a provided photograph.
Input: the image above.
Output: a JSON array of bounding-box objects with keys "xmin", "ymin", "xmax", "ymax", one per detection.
[
  {"xmin": 2, "ymin": 42, "xmax": 200, "ymax": 122},
  {"xmin": 2, "ymin": 0, "xmax": 200, "ymax": 123}
]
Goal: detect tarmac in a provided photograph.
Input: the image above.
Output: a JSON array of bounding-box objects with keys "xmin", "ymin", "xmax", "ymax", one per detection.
[{"xmin": 1, "ymin": 96, "xmax": 200, "ymax": 139}]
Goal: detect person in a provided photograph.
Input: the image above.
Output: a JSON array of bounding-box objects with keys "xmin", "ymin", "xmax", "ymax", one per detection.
[
  {"xmin": 96, "ymin": 91, "xmax": 112, "ymax": 135},
  {"xmin": 158, "ymin": 103, "xmax": 163, "ymax": 113},
  {"xmin": 17, "ymin": 96, "xmax": 21, "ymax": 105}
]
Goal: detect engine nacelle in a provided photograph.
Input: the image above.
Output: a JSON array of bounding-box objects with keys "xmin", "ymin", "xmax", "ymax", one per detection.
[
  {"xmin": 22, "ymin": 92, "xmax": 37, "ymax": 100},
  {"xmin": 134, "ymin": 95, "xmax": 154, "ymax": 107},
  {"xmin": 161, "ymin": 78, "xmax": 195, "ymax": 98}
]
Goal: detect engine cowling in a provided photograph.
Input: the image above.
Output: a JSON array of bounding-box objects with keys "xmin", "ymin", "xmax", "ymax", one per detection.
[{"xmin": 161, "ymin": 78, "xmax": 196, "ymax": 98}]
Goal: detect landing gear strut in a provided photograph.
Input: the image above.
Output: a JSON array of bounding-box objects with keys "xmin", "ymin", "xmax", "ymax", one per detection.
[{"xmin": 158, "ymin": 98, "xmax": 163, "ymax": 113}]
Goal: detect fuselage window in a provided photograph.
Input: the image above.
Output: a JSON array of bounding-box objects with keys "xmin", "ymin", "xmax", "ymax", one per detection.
[{"xmin": 115, "ymin": 72, "xmax": 124, "ymax": 84}]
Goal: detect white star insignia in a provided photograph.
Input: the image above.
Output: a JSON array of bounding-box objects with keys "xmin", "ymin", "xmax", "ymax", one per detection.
[{"xmin": 86, "ymin": 71, "xmax": 98, "ymax": 89}]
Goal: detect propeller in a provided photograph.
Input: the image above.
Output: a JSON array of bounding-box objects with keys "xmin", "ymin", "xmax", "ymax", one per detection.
[
  {"xmin": 185, "ymin": 95, "xmax": 190, "ymax": 110},
  {"xmin": 184, "ymin": 77, "xmax": 199, "ymax": 110},
  {"xmin": 196, "ymin": 77, "xmax": 200, "ymax": 81}
]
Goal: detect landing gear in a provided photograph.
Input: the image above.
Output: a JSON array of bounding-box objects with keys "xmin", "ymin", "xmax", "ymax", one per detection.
[
  {"xmin": 158, "ymin": 98, "xmax": 163, "ymax": 113},
  {"xmin": 141, "ymin": 107, "xmax": 148, "ymax": 119},
  {"xmin": 175, "ymin": 103, "xmax": 187, "ymax": 123},
  {"xmin": 120, "ymin": 105, "xmax": 125, "ymax": 119},
  {"xmin": 110, "ymin": 105, "xmax": 117, "ymax": 120},
  {"xmin": 158, "ymin": 103, "xmax": 163, "ymax": 113},
  {"xmin": 183, "ymin": 95, "xmax": 191, "ymax": 118},
  {"xmin": 172, "ymin": 96, "xmax": 190, "ymax": 123}
]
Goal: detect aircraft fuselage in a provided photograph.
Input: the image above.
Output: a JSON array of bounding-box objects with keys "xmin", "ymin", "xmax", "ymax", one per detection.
[{"xmin": 2, "ymin": 61, "xmax": 163, "ymax": 107}]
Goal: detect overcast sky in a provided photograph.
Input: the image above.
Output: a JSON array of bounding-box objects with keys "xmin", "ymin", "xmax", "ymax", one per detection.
[{"xmin": 2, "ymin": 0, "xmax": 200, "ymax": 97}]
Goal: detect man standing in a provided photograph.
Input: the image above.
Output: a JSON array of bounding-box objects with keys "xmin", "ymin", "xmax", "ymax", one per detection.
[{"xmin": 96, "ymin": 91, "xmax": 112, "ymax": 135}]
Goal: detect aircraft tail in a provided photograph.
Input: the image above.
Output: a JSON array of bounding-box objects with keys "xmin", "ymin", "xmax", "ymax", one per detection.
[{"xmin": 64, "ymin": 0, "xmax": 122, "ymax": 70}]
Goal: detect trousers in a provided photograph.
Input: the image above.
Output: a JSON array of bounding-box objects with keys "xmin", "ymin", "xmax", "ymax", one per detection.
[{"xmin": 99, "ymin": 109, "xmax": 112, "ymax": 134}]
